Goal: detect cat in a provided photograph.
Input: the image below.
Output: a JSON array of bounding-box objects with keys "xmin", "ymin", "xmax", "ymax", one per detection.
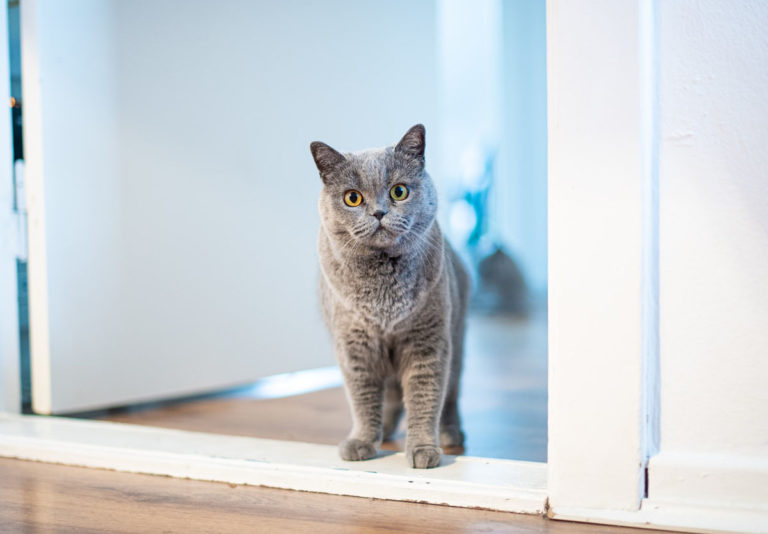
[{"xmin": 310, "ymin": 124, "xmax": 469, "ymax": 469}]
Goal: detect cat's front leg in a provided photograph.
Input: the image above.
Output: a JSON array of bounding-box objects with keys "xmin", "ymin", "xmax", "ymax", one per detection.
[
  {"xmin": 400, "ymin": 335, "xmax": 450, "ymax": 469},
  {"xmin": 336, "ymin": 329, "xmax": 386, "ymax": 462}
]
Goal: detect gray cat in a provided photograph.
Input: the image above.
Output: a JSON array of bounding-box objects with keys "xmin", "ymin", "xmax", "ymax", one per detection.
[{"xmin": 310, "ymin": 124, "xmax": 469, "ymax": 469}]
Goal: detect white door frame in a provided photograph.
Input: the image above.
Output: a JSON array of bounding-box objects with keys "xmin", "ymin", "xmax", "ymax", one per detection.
[
  {"xmin": 0, "ymin": 0, "xmax": 647, "ymax": 520},
  {"xmin": 0, "ymin": 0, "xmax": 20, "ymax": 416},
  {"xmin": 546, "ymin": 0, "xmax": 656, "ymax": 515},
  {"xmin": 16, "ymin": 0, "xmax": 52, "ymax": 415},
  {"xmin": 3, "ymin": 1, "xmax": 757, "ymax": 532}
]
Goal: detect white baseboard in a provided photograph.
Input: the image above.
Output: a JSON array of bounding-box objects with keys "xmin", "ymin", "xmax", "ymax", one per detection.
[
  {"xmin": 0, "ymin": 414, "xmax": 547, "ymax": 514},
  {"xmin": 648, "ymin": 451, "xmax": 768, "ymax": 513},
  {"xmin": 551, "ymin": 499, "xmax": 768, "ymax": 534},
  {"xmin": 550, "ymin": 451, "xmax": 768, "ymax": 534}
]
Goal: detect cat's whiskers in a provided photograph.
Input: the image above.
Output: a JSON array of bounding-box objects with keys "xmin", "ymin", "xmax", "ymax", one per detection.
[
  {"xmin": 337, "ymin": 233, "xmax": 366, "ymax": 273},
  {"xmin": 383, "ymin": 213, "xmax": 410, "ymax": 234},
  {"xmin": 410, "ymin": 228, "xmax": 441, "ymax": 274},
  {"xmin": 335, "ymin": 231, "xmax": 359, "ymax": 257}
]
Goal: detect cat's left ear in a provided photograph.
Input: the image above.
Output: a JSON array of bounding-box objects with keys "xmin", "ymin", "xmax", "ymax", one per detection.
[
  {"xmin": 310, "ymin": 141, "xmax": 346, "ymax": 183},
  {"xmin": 395, "ymin": 124, "xmax": 426, "ymax": 165}
]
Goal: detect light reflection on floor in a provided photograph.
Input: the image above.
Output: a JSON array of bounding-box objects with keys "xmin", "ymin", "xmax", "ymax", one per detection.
[{"xmin": 236, "ymin": 366, "xmax": 343, "ymax": 399}]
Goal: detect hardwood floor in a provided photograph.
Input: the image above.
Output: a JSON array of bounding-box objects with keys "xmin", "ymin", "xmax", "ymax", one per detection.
[
  {"xmin": 93, "ymin": 313, "xmax": 548, "ymax": 462},
  {"xmin": 2, "ymin": 311, "xmax": 677, "ymax": 533},
  {"xmin": 0, "ymin": 458, "xmax": 673, "ymax": 533}
]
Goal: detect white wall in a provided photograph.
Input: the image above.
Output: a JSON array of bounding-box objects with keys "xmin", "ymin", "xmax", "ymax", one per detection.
[
  {"xmin": 23, "ymin": 0, "xmax": 438, "ymax": 413},
  {"xmin": 651, "ymin": 0, "xmax": 768, "ymax": 513}
]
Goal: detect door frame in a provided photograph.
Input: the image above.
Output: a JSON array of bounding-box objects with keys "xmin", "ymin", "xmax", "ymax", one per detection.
[
  {"xmin": 0, "ymin": 0, "xmax": 19, "ymax": 416},
  {"xmin": 0, "ymin": 0, "xmax": 645, "ymax": 517},
  {"xmin": 546, "ymin": 0, "xmax": 657, "ymax": 515}
]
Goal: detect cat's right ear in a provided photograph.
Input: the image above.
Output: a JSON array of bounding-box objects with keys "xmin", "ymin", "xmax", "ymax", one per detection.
[{"xmin": 310, "ymin": 141, "xmax": 346, "ymax": 183}]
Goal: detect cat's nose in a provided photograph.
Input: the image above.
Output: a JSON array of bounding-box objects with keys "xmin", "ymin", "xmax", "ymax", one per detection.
[{"xmin": 372, "ymin": 210, "xmax": 387, "ymax": 220}]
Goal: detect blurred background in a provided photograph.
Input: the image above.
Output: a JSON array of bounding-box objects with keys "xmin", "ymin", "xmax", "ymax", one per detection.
[{"xmin": 10, "ymin": 0, "xmax": 547, "ymax": 461}]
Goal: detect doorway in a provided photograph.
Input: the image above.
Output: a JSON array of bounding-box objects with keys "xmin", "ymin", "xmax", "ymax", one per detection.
[{"xmin": 12, "ymin": 0, "xmax": 548, "ymax": 465}]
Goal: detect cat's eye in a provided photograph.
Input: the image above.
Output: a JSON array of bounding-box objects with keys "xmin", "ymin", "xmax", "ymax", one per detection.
[
  {"xmin": 344, "ymin": 190, "xmax": 363, "ymax": 207},
  {"xmin": 390, "ymin": 184, "xmax": 409, "ymax": 201}
]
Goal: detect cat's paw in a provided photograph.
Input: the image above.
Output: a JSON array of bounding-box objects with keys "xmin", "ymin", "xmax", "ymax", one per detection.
[
  {"xmin": 406, "ymin": 444, "xmax": 442, "ymax": 469},
  {"xmin": 339, "ymin": 438, "xmax": 378, "ymax": 461}
]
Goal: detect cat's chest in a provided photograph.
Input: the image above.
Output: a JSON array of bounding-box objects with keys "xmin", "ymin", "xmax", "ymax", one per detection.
[{"xmin": 335, "ymin": 256, "xmax": 427, "ymax": 327}]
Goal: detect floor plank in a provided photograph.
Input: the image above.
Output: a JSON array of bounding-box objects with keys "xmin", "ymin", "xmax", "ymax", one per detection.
[{"xmin": 0, "ymin": 458, "xmax": 671, "ymax": 534}]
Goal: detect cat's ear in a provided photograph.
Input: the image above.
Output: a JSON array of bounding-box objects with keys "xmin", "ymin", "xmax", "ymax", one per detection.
[
  {"xmin": 310, "ymin": 141, "xmax": 346, "ymax": 183},
  {"xmin": 395, "ymin": 124, "xmax": 426, "ymax": 164}
]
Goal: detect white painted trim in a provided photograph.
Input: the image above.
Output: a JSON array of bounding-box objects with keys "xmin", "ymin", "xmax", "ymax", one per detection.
[
  {"xmin": 547, "ymin": 0, "xmax": 648, "ymax": 512},
  {"xmin": 19, "ymin": 0, "xmax": 52, "ymax": 415},
  {"xmin": 0, "ymin": 1, "xmax": 19, "ymax": 415},
  {"xmin": 0, "ymin": 192, "xmax": 19, "ymax": 415},
  {"xmin": 551, "ymin": 498, "xmax": 768, "ymax": 534},
  {"xmin": 647, "ymin": 451, "xmax": 768, "ymax": 530},
  {"xmin": 0, "ymin": 414, "xmax": 547, "ymax": 514},
  {"xmin": 553, "ymin": 447, "xmax": 768, "ymax": 534}
]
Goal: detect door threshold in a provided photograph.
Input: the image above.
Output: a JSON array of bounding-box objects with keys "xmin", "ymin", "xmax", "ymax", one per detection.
[{"xmin": 0, "ymin": 414, "xmax": 547, "ymax": 514}]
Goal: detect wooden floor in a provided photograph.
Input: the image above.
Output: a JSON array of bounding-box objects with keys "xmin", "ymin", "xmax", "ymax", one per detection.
[
  {"xmin": 0, "ymin": 457, "xmax": 675, "ymax": 533},
  {"xmin": 93, "ymin": 313, "xmax": 549, "ymax": 462},
  {"xmin": 2, "ymin": 311, "xmax": 678, "ymax": 532}
]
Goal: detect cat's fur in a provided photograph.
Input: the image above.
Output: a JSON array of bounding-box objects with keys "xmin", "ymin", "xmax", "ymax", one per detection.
[{"xmin": 310, "ymin": 124, "xmax": 469, "ymax": 469}]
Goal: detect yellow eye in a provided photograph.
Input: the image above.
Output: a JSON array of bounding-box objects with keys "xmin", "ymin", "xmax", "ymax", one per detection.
[
  {"xmin": 390, "ymin": 184, "xmax": 409, "ymax": 201},
  {"xmin": 344, "ymin": 190, "xmax": 363, "ymax": 207}
]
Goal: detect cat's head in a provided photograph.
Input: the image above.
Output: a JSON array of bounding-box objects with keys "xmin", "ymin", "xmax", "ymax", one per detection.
[{"xmin": 311, "ymin": 124, "xmax": 437, "ymax": 255}]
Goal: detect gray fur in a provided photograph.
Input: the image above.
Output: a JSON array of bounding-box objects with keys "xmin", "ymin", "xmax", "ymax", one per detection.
[{"xmin": 310, "ymin": 124, "xmax": 469, "ymax": 469}]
